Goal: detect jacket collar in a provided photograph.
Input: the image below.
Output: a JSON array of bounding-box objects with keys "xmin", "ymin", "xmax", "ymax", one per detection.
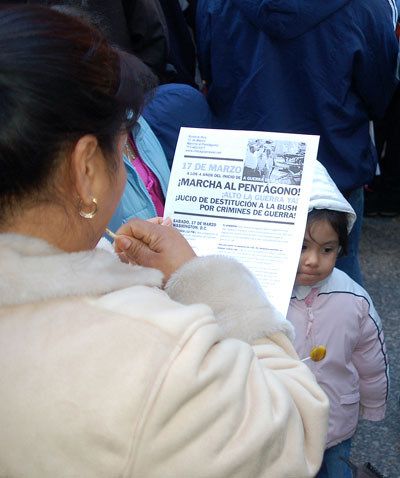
[
  {"xmin": 291, "ymin": 274, "xmax": 331, "ymax": 301},
  {"xmin": 0, "ymin": 233, "xmax": 163, "ymax": 307}
]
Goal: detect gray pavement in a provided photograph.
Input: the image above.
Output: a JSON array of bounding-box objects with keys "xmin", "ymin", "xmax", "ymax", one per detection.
[{"xmin": 349, "ymin": 215, "xmax": 400, "ymax": 477}]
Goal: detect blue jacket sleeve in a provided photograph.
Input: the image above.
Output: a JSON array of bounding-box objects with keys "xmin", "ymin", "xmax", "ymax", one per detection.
[{"xmin": 352, "ymin": 0, "xmax": 399, "ymax": 119}]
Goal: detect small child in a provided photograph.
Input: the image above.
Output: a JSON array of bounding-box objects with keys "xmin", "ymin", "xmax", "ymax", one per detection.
[{"xmin": 287, "ymin": 162, "xmax": 389, "ymax": 478}]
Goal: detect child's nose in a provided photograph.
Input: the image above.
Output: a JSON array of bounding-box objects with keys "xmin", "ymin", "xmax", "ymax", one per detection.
[{"xmin": 304, "ymin": 250, "xmax": 319, "ymax": 266}]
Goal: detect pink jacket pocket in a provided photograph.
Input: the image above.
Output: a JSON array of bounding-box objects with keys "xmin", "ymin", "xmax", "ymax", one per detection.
[{"xmin": 340, "ymin": 391, "xmax": 360, "ymax": 405}]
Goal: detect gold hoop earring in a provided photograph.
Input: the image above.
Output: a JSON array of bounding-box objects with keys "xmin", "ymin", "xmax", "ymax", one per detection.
[{"xmin": 78, "ymin": 197, "xmax": 98, "ymax": 219}]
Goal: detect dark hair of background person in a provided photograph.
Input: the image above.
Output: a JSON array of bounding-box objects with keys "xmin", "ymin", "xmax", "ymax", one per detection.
[
  {"xmin": 307, "ymin": 209, "xmax": 349, "ymax": 257},
  {"xmin": 0, "ymin": 4, "xmax": 145, "ymax": 221}
]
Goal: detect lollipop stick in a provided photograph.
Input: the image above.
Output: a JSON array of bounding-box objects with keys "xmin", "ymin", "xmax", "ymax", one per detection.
[{"xmin": 105, "ymin": 228, "xmax": 119, "ymax": 240}]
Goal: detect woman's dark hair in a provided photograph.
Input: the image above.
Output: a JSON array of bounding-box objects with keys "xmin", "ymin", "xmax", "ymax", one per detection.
[
  {"xmin": 307, "ymin": 208, "xmax": 349, "ymax": 257},
  {"xmin": 0, "ymin": 5, "xmax": 146, "ymax": 217}
]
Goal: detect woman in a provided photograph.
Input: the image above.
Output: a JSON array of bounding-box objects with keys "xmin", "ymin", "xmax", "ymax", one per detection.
[{"xmin": 0, "ymin": 5, "xmax": 328, "ymax": 477}]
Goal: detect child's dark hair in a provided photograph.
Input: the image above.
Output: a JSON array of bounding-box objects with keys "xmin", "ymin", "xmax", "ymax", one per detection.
[{"xmin": 307, "ymin": 209, "xmax": 348, "ymax": 257}]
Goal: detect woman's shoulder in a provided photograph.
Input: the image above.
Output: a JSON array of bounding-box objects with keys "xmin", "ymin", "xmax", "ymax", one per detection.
[{"xmin": 0, "ymin": 234, "xmax": 163, "ymax": 308}]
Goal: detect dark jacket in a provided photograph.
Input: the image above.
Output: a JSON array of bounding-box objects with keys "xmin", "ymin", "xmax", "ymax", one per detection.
[
  {"xmin": 196, "ymin": 0, "xmax": 399, "ymax": 192},
  {"xmin": 158, "ymin": 0, "xmax": 198, "ymax": 88},
  {"xmin": 8, "ymin": 0, "xmax": 170, "ymax": 83},
  {"xmin": 87, "ymin": 0, "xmax": 169, "ymax": 82}
]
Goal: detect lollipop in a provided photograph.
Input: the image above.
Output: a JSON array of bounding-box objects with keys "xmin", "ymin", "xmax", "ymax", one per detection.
[{"xmin": 301, "ymin": 345, "xmax": 326, "ymax": 362}]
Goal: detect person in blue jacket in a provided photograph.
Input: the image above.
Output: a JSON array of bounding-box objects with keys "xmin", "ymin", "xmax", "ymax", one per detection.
[
  {"xmin": 107, "ymin": 116, "xmax": 171, "ymax": 237},
  {"xmin": 195, "ymin": 0, "xmax": 399, "ymax": 285},
  {"xmin": 143, "ymin": 82, "xmax": 213, "ymax": 168},
  {"xmin": 107, "ymin": 83, "xmax": 213, "ymax": 239}
]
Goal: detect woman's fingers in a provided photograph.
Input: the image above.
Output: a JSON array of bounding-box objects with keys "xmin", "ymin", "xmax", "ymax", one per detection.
[{"xmin": 114, "ymin": 217, "xmax": 196, "ymax": 282}]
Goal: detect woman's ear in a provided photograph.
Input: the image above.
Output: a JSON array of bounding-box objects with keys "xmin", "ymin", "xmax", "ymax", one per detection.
[{"xmin": 70, "ymin": 134, "xmax": 99, "ymax": 206}]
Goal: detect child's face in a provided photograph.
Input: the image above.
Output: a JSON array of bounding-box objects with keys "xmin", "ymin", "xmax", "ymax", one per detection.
[{"xmin": 295, "ymin": 218, "xmax": 340, "ymax": 286}]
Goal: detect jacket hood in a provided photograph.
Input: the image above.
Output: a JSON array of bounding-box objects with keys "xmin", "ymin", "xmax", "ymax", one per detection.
[
  {"xmin": 231, "ymin": 0, "xmax": 352, "ymax": 40},
  {"xmin": 310, "ymin": 161, "xmax": 356, "ymax": 233}
]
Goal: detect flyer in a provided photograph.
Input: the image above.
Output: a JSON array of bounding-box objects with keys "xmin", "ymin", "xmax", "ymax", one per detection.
[{"xmin": 163, "ymin": 128, "xmax": 319, "ymax": 316}]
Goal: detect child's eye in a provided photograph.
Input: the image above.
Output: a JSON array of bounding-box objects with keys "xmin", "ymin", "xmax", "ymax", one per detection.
[
  {"xmin": 301, "ymin": 244, "xmax": 307, "ymax": 252},
  {"xmin": 322, "ymin": 247, "xmax": 336, "ymax": 254}
]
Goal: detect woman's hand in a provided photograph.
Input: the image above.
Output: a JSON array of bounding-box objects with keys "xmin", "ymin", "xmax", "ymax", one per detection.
[{"xmin": 114, "ymin": 217, "xmax": 196, "ymax": 283}]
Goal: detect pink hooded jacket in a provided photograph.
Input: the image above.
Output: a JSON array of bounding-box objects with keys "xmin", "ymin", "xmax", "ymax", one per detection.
[{"xmin": 286, "ymin": 162, "xmax": 389, "ymax": 449}]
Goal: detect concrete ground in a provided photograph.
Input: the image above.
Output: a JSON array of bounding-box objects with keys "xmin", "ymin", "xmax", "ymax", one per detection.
[{"xmin": 349, "ymin": 215, "xmax": 400, "ymax": 477}]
